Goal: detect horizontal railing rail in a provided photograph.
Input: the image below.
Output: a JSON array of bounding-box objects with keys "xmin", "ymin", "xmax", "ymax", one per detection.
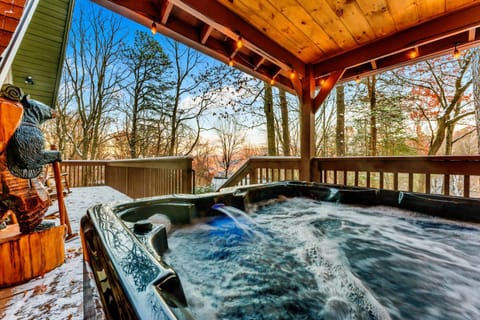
[
  {"xmin": 59, "ymin": 160, "xmax": 109, "ymax": 187},
  {"xmin": 218, "ymin": 156, "xmax": 301, "ymax": 190},
  {"xmin": 58, "ymin": 157, "xmax": 194, "ymax": 198},
  {"xmin": 220, "ymin": 156, "xmax": 480, "ymax": 198},
  {"xmin": 59, "ymin": 156, "xmax": 480, "ymax": 199},
  {"xmin": 313, "ymin": 156, "xmax": 480, "ymax": 198}
]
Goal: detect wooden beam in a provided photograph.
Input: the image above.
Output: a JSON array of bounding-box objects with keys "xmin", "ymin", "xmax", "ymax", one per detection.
[
  {"xmin": 168, "ymin": 0, "xmax": 305, "ymax": 78},
  {"xmin": 313, "ymin": 3, "xmax": 480, "ymax": 78},
  {"xmin": 340, "ymin": 30, "xmax": 480, "ymax": 83},
  {"xmin": 200, "ymin": 24, "xmax": 213, "ymax": 44},
  {"xmin": 160, "ymin": 0, "xmax": 173, "ymax": 24},
  {"xmin": 313, "ymin": 70, "xmax": 344, "ymax": 113}
]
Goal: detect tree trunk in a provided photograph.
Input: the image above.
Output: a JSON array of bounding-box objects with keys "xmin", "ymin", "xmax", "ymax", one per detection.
[
  {"xmin": 367, "ymin": 76, "xmax": 377, "ymax": 156},
  {"xmin": 264, "ymin": 83, "xmax": 276, "ymax": 156},
  {"xmin": 474, "ymin": 48, "xmax": 480, "ymax": 154},
  {"xmin": 335, "ymin": 84, "xmax": 345, "ymax": 156},
  {"xmin": 279, "ymin": 88, "xmax": 291, "ymax": 156},
  {"xmin": 429, "ymin": 118, "xmax": 447, "ymax": 155},
  {"xmin": 445, "ymin": 120, "xmax": 454, "ymax": 155}
]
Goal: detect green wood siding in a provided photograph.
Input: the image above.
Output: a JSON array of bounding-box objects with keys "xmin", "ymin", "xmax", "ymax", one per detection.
[{"xmin": 11, "ymin": 0, "xmax": 74, "ymax": 107}]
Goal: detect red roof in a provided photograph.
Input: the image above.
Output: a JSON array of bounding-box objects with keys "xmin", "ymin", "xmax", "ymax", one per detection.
[{"xmin": 0, "ymin": 0, "xmax": 26, "ymax": 56}]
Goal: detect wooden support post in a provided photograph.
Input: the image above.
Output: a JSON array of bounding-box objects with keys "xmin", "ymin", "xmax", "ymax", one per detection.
[
  {"xmin": 50, "ymin": 145, "xmax": 77, "ymax": 240},
  {"xmin": 298, "ymin": 65, "xmax": 315, "ymax": 181},
  {"xmin": 297, "ymin": 66, "xmax": 343, "ymax": 181}
]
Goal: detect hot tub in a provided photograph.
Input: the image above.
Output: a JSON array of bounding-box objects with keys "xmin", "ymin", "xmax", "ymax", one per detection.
[{"xmin": 80, "ymin": 181, "xmax": 480, "ymax": 320}]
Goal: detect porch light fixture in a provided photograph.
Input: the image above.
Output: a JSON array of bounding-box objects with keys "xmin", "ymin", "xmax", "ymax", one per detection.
[
  {"xmin": 453, "ymin": 43, "xmax": 461, "ymax": 59},
  {"xmin": 289, "ymin": 70, "xmax": 296, "ymax": 80},
  {"xmin": 355, "ymin": 76, "xmax": 361, "ymax": 84},
  {"xmin": 24, "ymin": 76, "xmax": 34, "ymax": 85},
  {"xmin": 228, "ymin": 59, "xmax": 234, "ymax": 67},
  {"xmin": 151, "ymin": 21, "xmax": 157, "ymax": 35},
  {"xmin": 408, "ymin": 47, "xmax": 419, "ymax": 59},
  {"xmin": 236, "ymin": 37, "xmax": 243, "ymax": 49},
  {"xmin": 319, "ymin": 78, "xmax": 326, "ymax": 87}
]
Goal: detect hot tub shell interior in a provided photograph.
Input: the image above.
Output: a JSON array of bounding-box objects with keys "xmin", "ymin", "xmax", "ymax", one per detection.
[{"xmin": 80, "ymin": 181, "xmax": 480, "ymax": 319}]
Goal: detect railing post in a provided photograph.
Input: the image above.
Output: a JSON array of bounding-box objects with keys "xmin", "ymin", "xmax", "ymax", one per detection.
[
  {"xmin": 464, "ymin": 175, "xmax": 470, "ymax": 197},
  {"xmin": 311, "ymin": 159, "xmax": 320, "ymax": 182},
  {"xmin": 182, "ymin": 168, "xmax": 193, "ymax": 194},
  {"xmin": 250, "ymin": 167, "xmax": 258, "ymax": 184},
  {"xmin": 444, "ymin": 174, "xmax": 450, "ymax": 196}
]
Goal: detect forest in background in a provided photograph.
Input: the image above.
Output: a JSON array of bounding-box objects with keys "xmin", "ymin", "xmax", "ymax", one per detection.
[{"xmin": 42, "ymin": 4, "xmax": 480, "ymax": 188}]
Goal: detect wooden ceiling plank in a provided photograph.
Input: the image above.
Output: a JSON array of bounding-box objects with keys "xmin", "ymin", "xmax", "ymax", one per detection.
[
  {"xmin": 170, "ymin": 0, "xmax": 306, "ymax": 77},
  {"xmin": 385, "ymin": 0, "xmax": 419, "ymax": 30},
  {"xmin": 264, "ymin": 0, "xmax": 336, "ymax": 58},
  {"xmin": 416, "ymin": 0, "xmax": 445, "ymax": 22},
  {"xmin": 300, "ymin": 0, "xmax": 356, "ymax": 52},
  {"xmin": 219, "ymin": 0, "xmax": 320, "ymax": 63},
  {"xmin": 313, "ymin": 3, "xmax": 480, "ymax": 78},
  {"xmin": 160, "ymin": 0, "xmax": 173, "ymax": 24},
  {"xmin": 355, "ymin": 0, "xmax": 396, "ymax": 38},
  {"xmin": 323, "ymin": 0, "xmax": 376, "ymax": 45}
]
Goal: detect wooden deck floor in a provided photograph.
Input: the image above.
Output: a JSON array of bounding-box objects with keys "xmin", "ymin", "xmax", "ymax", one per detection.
[{"xmin": 0, "ymin": 187, "xmax": 130, "ymax": 320}]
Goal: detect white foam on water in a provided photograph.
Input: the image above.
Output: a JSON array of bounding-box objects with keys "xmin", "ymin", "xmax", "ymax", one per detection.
[
  {"xmin": 148, "ymin": 213, "xmax": 172, "ymax": 233},
  {"xmin": 165, "ymin": 196, "xmax": 480, "ymax": 320},
  {"xmin": 254, "ymin": 199, "xmax": 392, "ymax": 320}
]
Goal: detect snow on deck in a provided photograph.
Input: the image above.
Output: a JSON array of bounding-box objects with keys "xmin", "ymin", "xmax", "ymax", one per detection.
[{"xmin": 0, "ymin": 186, "xmax": 131, "ymax": 320}]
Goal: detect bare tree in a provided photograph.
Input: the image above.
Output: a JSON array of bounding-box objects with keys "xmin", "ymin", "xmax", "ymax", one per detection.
[
  {"xmin": 394, "ymin": 53, "xmax": 474, "ymax": 155},
  {"xmin": 62, "ymin": 6, "xmax": 127, "ymax": 159},
  {"xmin": 473, "ymin": 48, "xmax": 480, "ymax": 154},
  {"xmin": 367, "ymin": 75, "xmax": 377, "ymax": 156},
  {"xmin": 278, "ymin": 88, "xmax": 291, "ymax": 156},
  {"xmin": 315, "ymin": 94, "xmax": 336, "ymax": 157},
  {"xmin": 335, "ymin": 84, "xmax": 346, "ymax": 156},
  {"xmin": 264, "ymin": 82, "xmax": 276, "ymax": 155},
  {"xmin": 215, "ymin": 118, "xmax": 245, "ymax": 178}
]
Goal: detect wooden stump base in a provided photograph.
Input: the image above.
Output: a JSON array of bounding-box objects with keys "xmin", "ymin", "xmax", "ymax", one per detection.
[{"xmin": 0, "ymin": 224, "xmax": 66, "ymax": 287}]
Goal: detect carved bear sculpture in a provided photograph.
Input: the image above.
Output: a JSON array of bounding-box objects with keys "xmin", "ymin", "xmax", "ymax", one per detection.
[{"xmin": 6, "ymin": 95, "xmax": 62, "ymax": 178}]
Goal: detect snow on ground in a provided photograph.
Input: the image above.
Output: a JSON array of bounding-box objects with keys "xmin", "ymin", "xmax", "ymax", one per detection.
[{"xmin": 0, "ymin": 186, "xmax": 131, "ymax": 320}]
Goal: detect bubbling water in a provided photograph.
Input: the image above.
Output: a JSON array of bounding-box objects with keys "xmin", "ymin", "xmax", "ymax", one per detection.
[{"xmin": 164, "ymin": 197, "xmax": 480, "ymax": 320}]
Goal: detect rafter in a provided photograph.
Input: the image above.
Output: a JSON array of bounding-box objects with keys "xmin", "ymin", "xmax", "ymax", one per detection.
[
  {"xmin": 200, "ymin": 24, "xmax": 213, "ymax": 44},
  {"xmin": 160, "ymin": 0, "xmax": 173, "ymax": 25},
  {"xmin": 253, "ymin": 56, "xmax": 265, "ymax": 71}
]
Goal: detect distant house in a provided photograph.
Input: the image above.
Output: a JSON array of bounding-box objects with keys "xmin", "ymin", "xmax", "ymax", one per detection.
[{"xmin": 0, "ymin": 0, "xmax": 74, "ymax": 107}]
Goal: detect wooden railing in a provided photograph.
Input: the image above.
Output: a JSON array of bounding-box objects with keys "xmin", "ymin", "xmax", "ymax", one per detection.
[
  {"xmin": 220, "ymin": 156, "xmax": 480, "ymax": 198},
  {"xmin": 58, "ymin": 157, "xmax": 194, "ymax": 198},
  {"xmin": 313, "ymin": 156, "xmax": 480, "ymax": 198},
  {"xmin": 218, "ymin": 157, "xmax": 301, "ymax": 189},
  {"xmin": 59, "ymin": 160, "xmax": 108, "ymax": 187}
]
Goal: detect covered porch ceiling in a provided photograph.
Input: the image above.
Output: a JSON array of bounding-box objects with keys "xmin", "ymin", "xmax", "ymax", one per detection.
[{"xmin": 94, "ymin": 0, "xmax": 480, "ymax": 97}]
